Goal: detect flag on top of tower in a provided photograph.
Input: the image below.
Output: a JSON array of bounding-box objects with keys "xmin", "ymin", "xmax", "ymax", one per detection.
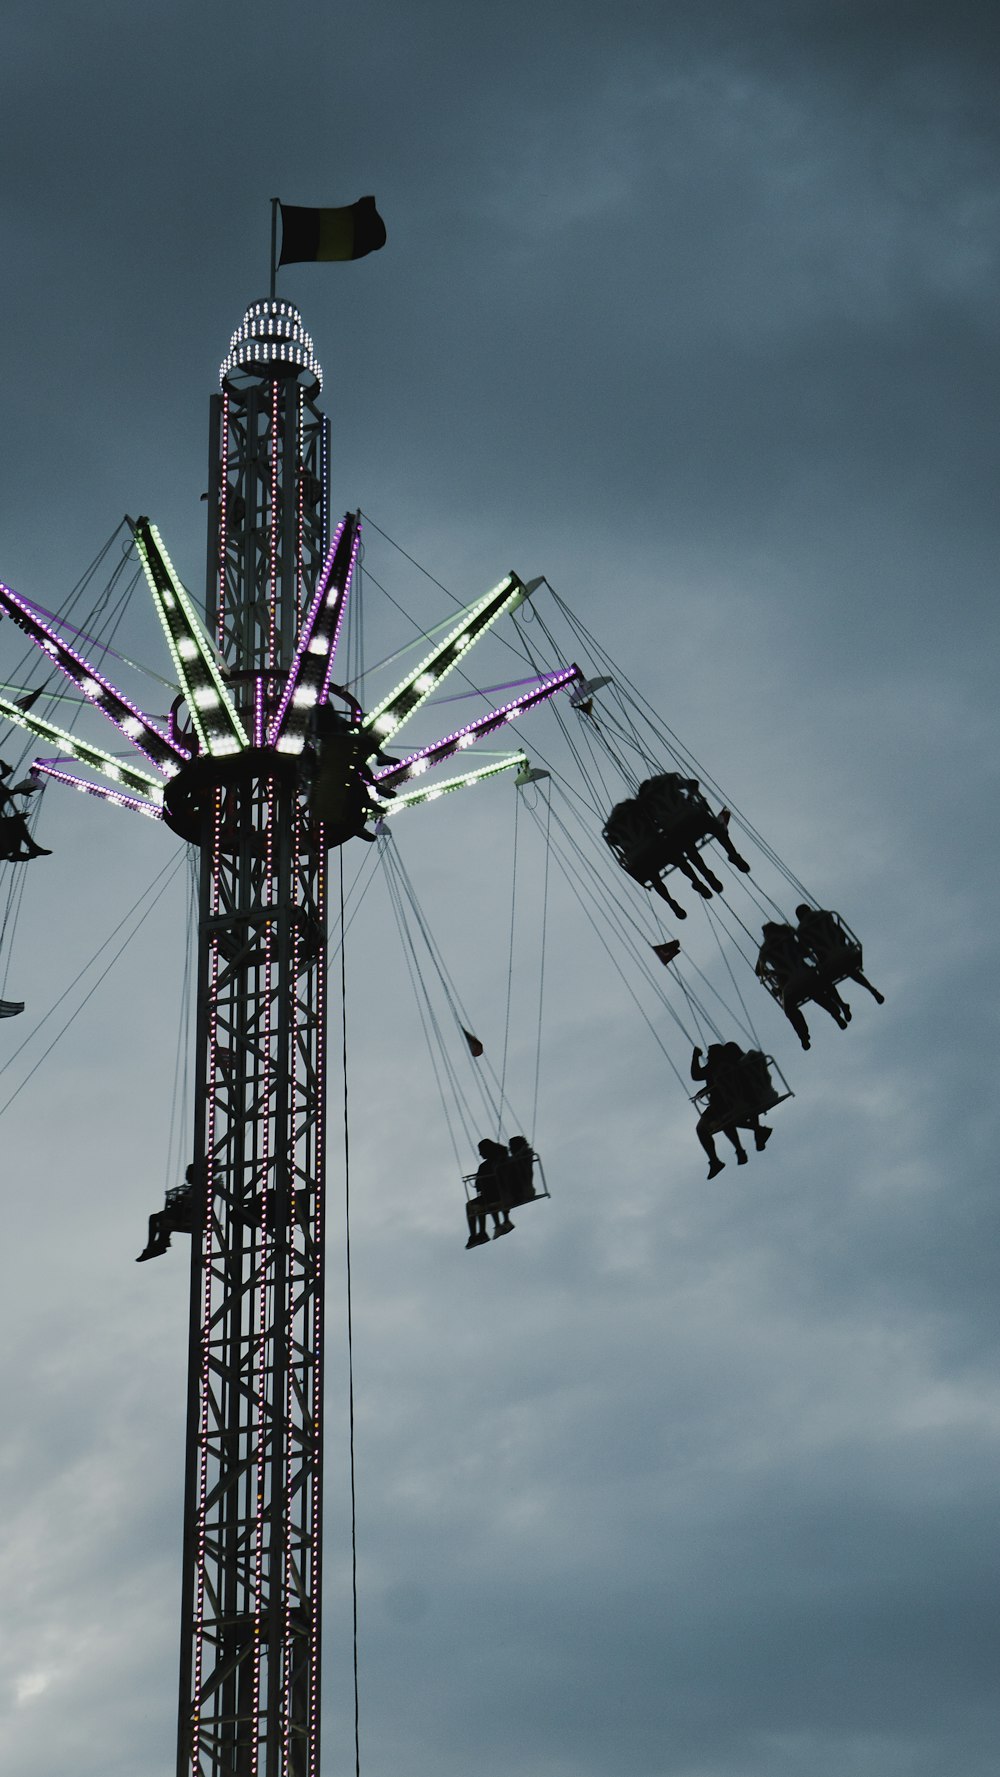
[{"xmin": 278, "ymin": 197, "xmax": 387, "ymax": 265}]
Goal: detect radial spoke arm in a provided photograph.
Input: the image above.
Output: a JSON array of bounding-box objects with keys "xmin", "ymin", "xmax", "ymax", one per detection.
[
  {"xmin": 0, "ymin": 691, "xmax": 167, "ymax": 798},
  {"xmin": 133, "ymin": 519, "xmax": 247, "ymax": 758},
  {"xmin": 372, "ymin": 663, "xmax": 584, "ymax": 790},
  {"xmin": 362, "ymin": 572, "xmax": 546, "ymax": 748},
  {"xmin": 375, "ymin": 753, "xmax": 527, "ymax": 814},
  {"xmin": 0, "ymin": 579, "xmax": 188, "ymax": 776},
  {"xmin": 269, "ymin": 513, "xmax": 360, "ymax": 752},
  {"xmin": 31, "ymin": 760, "xmax": 165, "ymax": 821}
]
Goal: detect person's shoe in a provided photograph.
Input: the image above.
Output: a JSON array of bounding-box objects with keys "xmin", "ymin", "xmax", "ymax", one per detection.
[
  {"xmin": 136, "ymin": 1239, "xmax": 170, "ymax": 1262},
  {"xmin": 736, "ymin": 1149, "xmax": 748, "ymax": 1165},
  {"xmin": 873, "ymin": 990, "xmax": 885, "ymax": 1005},
  {"xmin": 755, "ymin": 1125, "xmax": 773, "ymax": 1151},
  {"xmin": 493, "ymin": 1221, "xmax": 514, "ymax": 1238},
  {"xmin": 693, "ymin": 882, "xmax": 712, "ymax": 898},
  {"xmin": 465, "ymin": 1233, "xmax": 489, "ymax": 1249},
  {"xmin": 707, "ymin": 1158, "xmax": 725, "ymax": 1179},
  {"xmin": 733, "ymin": 855, "xmax": 751, "ymax": 872},
  {"xmin": 703, "ymin": 872, "xmax": 725, "ymax": 893},
  {"xmin": 800, "ymin": 1036, "xmax": 811, "ymax": 1050}
]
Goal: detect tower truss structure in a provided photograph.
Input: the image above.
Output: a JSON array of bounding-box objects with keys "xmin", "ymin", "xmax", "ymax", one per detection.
[{"xmin": 0, "ymin": 296, "xmax": 583, "ymax": 1776}]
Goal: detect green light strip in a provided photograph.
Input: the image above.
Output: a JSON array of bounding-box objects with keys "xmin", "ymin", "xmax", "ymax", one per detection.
[
  {"xmin": 0, "ymin": 692, "xmax": 165, "ymax": 799},
  {"xmin": 378, "ymin": 753, "xmax": 526, "ymax": 813},
  {"xmin": 363, "ymin": 572, "xmax": 534, "ymax": 746},
  {"xmin": 134, "ymin": 520, "xmax": 247, "ymax": 757}
]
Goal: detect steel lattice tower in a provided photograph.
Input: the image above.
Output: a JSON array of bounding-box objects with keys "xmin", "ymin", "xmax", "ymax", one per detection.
[
  {"xmin": 0, "ymin": 293, "xmax": 582, "ymax": 1777},
  {"xmin": 174, "ymin": 304, "xmax": 332, "ymax": 1777}
]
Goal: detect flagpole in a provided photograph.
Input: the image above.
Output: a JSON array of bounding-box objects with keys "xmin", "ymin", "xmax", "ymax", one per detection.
[{"xmin": 270, "ymin": 199, "xmax": 279, "ymax": 300}]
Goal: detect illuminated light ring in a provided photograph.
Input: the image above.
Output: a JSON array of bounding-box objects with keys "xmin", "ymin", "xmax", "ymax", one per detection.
[
  {"xmin": 30, "ymin": 762, "xmax": 164, "ymax": 820},
  {"xmin": 362, "ymin": 571, "xmax": 526, "ymax": 745},
  {"xmin": 219, "ymin": 298, "xmax": 323, "ymax": 389},
  {"xmin": 0, "ymin": 693, "xmax": 165, "ymax": 797},
  {"xmin": 373, "ymin": 665, "xmax": 583, "ymax": 788},
  {"xmin": 378, "ymin": 753, "xmax": 528, "ymax": 812},
  {"xmin": 266, "ymin": 514, "xmax": 352, "ymax": 747},
  {"xmin": 0, "ymin": 579, "xmax": 188, "ymax": 775},
  {"xmin": 134, "ymin": 520, "xmax": 247, "ymax": 759}
]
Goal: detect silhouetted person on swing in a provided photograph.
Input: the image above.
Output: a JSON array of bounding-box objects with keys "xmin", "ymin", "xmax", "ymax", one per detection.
[
  {"xmin": 604, "ymin": 771, "xmax": 750, "ymax": 920},
  {"xmin": 691, "ymin": 1043, "xmax": 774, "ymax": 1178},
  {"xmin": 0, "ymin": 760, "xmax": 49, "ymax": 862},
  {"xmin": 795, "ymin": 905, "xmax": 884, "ymax": 1005},
  {"xmin": 136, "ymin": 1164, "xmax": 197, "ymax": 1262},
  {"xmin": 640, "ymin": 774, "xmax": 752, "ymax": 891},
  {"xmin": 504, "ymin": 1135, "xmax": 537, "ymax": 1205},
  {"xmin": 755, "ymin": 921, "xmax": 850, "ymax": 1049},
  {"xmin": 465, "ymin": 1138, "xmax": 513, "ymax": 1247}
]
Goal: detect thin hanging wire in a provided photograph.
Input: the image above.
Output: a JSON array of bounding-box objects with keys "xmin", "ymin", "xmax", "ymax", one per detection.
[
  {"xmin": 497, "ymin": 788, "xmax": 519, "ymax": 1140},
  {"xmin": 530, "ymin": 790, "xmax": 552, "ymax": 1144},
  {"xmin": 0, "ymin": 851, "xmax": 185, "ymax": 1119}
]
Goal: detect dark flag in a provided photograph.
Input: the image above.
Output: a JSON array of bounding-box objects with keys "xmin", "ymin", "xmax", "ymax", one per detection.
[
  {"xmin": 462, "ymin": 1028, "xmax": 484, "ymax": 1058},
  {"xmin": 652, "ymin": 941, "xmax": 681, "ymax": 966},
  {"xmin": 278, "ymin": 197, "xmax": 386, "ymax": 266}
]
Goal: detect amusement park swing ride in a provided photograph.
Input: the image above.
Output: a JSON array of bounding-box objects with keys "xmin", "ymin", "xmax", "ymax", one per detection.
[{"xmin": 0, "ymin": 229, "xmax": 882, "ymax": 1776}]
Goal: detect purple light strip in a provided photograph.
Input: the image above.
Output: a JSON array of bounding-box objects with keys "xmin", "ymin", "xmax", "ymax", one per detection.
[
  {"xmin": 373, "ymin": 665, "xmax": 583, "ymax": 788},
  {"xmin": 267, "ymin": 515, "xmax": 352, "ymax": 746},
  {"xmin": 17, "ymin": 595, "xmax": 177, "ymax": 691},
  {"xmin": 318, "ymin": 522, "xmax": 362, "ymax": 706},
  {"xmin": 420, "ymin": 673, "xmax": 559, "ymax": 707},
  {"xmin": 254, "ymin": 674, "xmax": 266, "ymax": 749},
  {"xmin": 31, "ymin": 761, "xmax": 164, "ymax": 820},
  {"xmin": 0, "ymin": 579, "xmax": 189, "ymax": 774}
]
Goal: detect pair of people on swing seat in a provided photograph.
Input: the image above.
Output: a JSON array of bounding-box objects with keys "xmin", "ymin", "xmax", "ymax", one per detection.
[
  {"xmin": 756, "ymin": 907, "xmax": 884, "ymax": 1049},
  {"xmin": 465, "ymin": 1135, "xmax": 536, "ymax": 1248}
]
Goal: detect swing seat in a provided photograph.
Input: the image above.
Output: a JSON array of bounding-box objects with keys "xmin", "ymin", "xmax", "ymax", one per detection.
[
  {"xmin": 463, "ymin": 1152, "xmax": 549, "ymax": 1215},
  {"xmin": 163, "ymin": 1184, "xmax": 195, "ymax": 1232},
  {"xmin": 0, "ymin": 998, "xmax": 24, "ymax": 1018},
  {"xmin": 756, "ymin": 962, "xmax": 830, "ymax": 1013},
  {"xmin": 603, "ymin": 798, "xmax": 716, "ymax": 886},
  {"xmin": 797, "ymin": 913, "xmax": 865, "ymax": 989},
  {"xmin": 692, "ymin": 1056, "xmax": 791, "ymax": 1137}
]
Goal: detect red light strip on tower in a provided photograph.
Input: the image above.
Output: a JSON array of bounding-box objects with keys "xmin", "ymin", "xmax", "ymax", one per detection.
[
  {"xmin": 268, "ymin": 513, "xmax": 359, "ymax": 752},
  {"xmin": 0, "ymin": 579, "xmax": 188, "ymax": 775},
  {"xmin": 372, "ymin": 664, "xmax": 583, "ymax": 788}
]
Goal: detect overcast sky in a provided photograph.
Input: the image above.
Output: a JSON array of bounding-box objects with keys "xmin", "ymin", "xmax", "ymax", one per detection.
[{"xmin": 1, "ymin": 4, "xmax": 998, "ymax": 1775}]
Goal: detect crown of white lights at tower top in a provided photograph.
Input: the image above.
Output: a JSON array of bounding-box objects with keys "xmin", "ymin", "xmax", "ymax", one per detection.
[{"xmin": 220, "ymin": 299, "xmax": 323, "ymax": 388}]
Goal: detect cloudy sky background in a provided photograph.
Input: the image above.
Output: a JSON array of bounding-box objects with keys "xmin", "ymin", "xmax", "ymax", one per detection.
[{"xmin": 1, "ymin": 3, "xmax": 998, "ymax": 1774}]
